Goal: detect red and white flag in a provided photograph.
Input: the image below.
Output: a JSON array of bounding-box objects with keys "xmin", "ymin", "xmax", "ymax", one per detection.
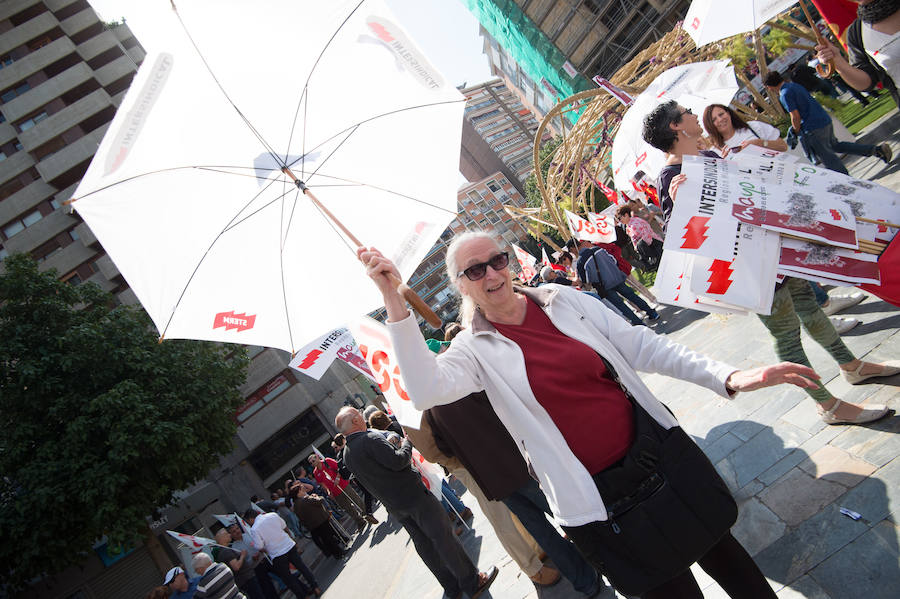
[
  {"xmin": 565, "ymin": 209, "xmax": 615, "ymax": 244},
  {"xmin": 166, "ymin": 531, "xmax": 217, "ymax": 554},
  {"xmin": 592, "ymin": 76, "xmax": 634, "ymax": 106},
  {"xmin": 511, "ymin": 244, "xmax": 539, "ymax": 281},
  {"xmin": 541, "ymin": 247, "xmax": 553, "ymax": 267},
  {"xmin": 411, "ymin": 447, "xmax": 444, "ymax": 501},
  {"xmin": 349, "ymin": 317, "xmax": 423, "ymax": 429},
  {"xmin": 587, "ymin": 210, "xmax": 617, "ymax": 243}
]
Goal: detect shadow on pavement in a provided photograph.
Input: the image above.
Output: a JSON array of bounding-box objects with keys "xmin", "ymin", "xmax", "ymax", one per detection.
[{"xmin": 368, "ymin": 513, "xmax": 403, "ymax": 548}]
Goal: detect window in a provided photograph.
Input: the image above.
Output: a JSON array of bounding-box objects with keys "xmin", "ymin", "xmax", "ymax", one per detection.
[
  {"xmin": 2, "ymin": 209, "xmax": 43, "ymax": 239},
  {"xmin": 499, "ymin": 178, "xmax": 508, "ymax": 186},
  {"xmin": 18, "ymin": 111, "xmax": 48, "ymax": 132},
  {"xmin": 487, "ymin": 180, "xmax": 500, "ymax": 192},
  {"xmin": 0, "ymin": 55, "xmax": 13, "ymax": 69},
  {"xmin": 0, "ymin": 151, "xmax": 5, "ymax": 162},
  {"xmin": 69, "ymin": 229, "xmax": 79, "ymax": 241},
  {"xmin": 1, "ymin": 82, "xmax": 31, "ymax": 103}
]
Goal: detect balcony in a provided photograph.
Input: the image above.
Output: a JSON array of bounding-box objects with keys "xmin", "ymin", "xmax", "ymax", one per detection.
[
  {"xmin": 4, "ymin": 206, "xmax": 76, "ymax": 254},
  {"xmin": 0, "ymin": 37, "xmax": 76, "ymax": 91},
  {"xmin": 0, "ymin": 178, "xmax": 54, "ymax": 225},
  {"xmin": 0, "ymin": 148, "xmax": 36, "ymax": 181},
  {"xmin": 59, "ymin": 8, "xmax": 99, "ymax": 38},
  {"xmin": 0, "ymin": 10, "xmax": 56, "ymax": 55},
  {"xmin": 74, "ymin": 29, "xmax": 119, "ymax": 62},
  {"xmin": 93, "ymin": 54, "xmax": 135, "ymax": 87},
  {"xmin": 37, "ymin": 229, "xmax": 95, "ymax": 275},
  {"xmin": 2, "ymin": 62, "xmax": 93, "ymax": 123},
  {"xmin": 19, "ymin": 88, "xmax": 112, "ymax": 151},
  {"xmin": 93, "ymin": 252, "xmax": 119, "ymax": 280},
  {"xmin": 35, "ymin": 123, "xmax": 106, "ymax": 182},
  {"xmin": 0, "ymin": 122, "xmax": 15, "ymax": 146}
]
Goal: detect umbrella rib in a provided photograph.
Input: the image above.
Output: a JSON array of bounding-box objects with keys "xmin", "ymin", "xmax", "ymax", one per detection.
[
  {"xmin": 287, "ymin": 98, "xmax": 466, "ymax": 177},
  {"xmin": 160, "ymin": 177, "xmax": 291, "ymax": 338},
  {"xmin": 277, "ymin": 188, "xmax": 298, "ymax": 353},
  {"xmin": 308, "ymin": 125, "xmax": 360, "ymax": 179},
  {"xmin": 220, "ymin": 188, "xmax": 299, "ymax": 235},
  {"xmin": 287, "ymin": 0, "xmax": 367, "ymax": 177},
  {"xmin": 170, "ymin": 1, "xmax": 284, "ymax": 170}
]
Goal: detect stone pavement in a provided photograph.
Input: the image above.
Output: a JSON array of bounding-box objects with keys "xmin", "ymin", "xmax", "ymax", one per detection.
[{"xmin": 302, "ymin": 109, "xmax": 900, "ymax": 599}]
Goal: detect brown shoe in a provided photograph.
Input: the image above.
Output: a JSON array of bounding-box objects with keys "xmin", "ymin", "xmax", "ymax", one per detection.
[
  {"xmin": 365, "ymin": 514, "xmax": 379, "ymax": 525},
  {"xmin": 472, "ymin": 566, "xmax": 499, "ymax": 599},
  {"xmin": 529, "ymin": 565, "xmax": 561, "ymax": 587}
]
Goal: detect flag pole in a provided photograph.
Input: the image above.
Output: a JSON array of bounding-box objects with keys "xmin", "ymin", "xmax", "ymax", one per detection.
[{"xmin": 282, "ymin": 167, "xmax": 442, "ymax": 328}]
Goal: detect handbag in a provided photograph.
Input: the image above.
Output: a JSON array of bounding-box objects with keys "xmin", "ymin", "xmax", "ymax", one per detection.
[{"xmin": 562, "ymin": 366, "xmax": 738, "ymax": 596}]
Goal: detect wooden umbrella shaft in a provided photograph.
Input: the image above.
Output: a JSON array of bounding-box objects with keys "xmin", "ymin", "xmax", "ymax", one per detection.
[
  {"xmin": 281, "ymin": 167, "xmax": 443, "ymax": 329},
  {"xmin": 799, "ymin": 0, "xmax": 835, "ymax": 77}
]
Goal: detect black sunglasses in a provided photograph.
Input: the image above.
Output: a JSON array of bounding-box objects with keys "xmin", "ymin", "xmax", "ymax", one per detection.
[{"xmin": 457, "ymin": 252, "xmax": 510, "ymax": 281}]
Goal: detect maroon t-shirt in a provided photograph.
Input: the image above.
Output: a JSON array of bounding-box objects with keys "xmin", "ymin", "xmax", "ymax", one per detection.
[{"xmin": 492, "ymin": 298, "xmax": 635, "ymax": 474}]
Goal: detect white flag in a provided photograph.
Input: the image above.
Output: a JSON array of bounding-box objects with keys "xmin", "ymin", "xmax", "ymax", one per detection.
[
  {"xmin": 411, "ymin": 447, "xmax": 444, "ymax": 501},
  {"xmin": 511, "ymin": 244, "xmax": 539, "ymax": 282},
  {"xmin": 565, "ymin": 209, "xmax": 615, "ymax": 243}
]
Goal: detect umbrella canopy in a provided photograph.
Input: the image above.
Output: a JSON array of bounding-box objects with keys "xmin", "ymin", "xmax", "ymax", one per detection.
[
  {"xmin": 610, "ymin": 60, "xmax": 739, "ymax": 191},
  {"xmin": 70, "ymin": 0, "xmax": 465, "ymax": 353},
  {"xmin": 683, "ymin": 0, "xmax": 798, "ymax": 48}
]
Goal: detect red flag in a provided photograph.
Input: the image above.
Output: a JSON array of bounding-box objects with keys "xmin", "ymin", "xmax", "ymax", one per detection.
[
  {"xmin": 859, "ymin": 236, "xmax": 900, "ymax": 308},
  {"xmin": 810, "ymin": 0, "xmax": 858, "ymax": 44},
  {"xmin": 641, "ymin": 182, "xmax": 660, "ymax": 207}
]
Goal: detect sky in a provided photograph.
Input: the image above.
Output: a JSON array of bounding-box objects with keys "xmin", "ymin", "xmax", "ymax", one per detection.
[{"xmin": 88, "ymin": 0, "xmax": 494, "ymax": 89}]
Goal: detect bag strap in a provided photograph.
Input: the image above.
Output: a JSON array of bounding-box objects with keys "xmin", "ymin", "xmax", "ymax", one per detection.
[{"xmin": 589, "ymin": 249, "xmax": 607, "ymax": 296}]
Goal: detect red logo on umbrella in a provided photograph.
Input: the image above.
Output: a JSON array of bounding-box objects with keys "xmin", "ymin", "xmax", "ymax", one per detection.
[
  {"xmin": 691, "ymin": 17, "xmax": 700, "ymax": 30},
  {"xmin": 213, "ymin": 311, "xmax": 256, "ymax": 332},
  {"xmin": 635, "ymin": 152, "xmax": 647, "ymax": 167},
  {"xmin": 829, "ymin": 209, "xmax": 843, "ymax": 221},
  {"xmin": 681, "ymin": 216, "xmax": 711, "ymax": 249}
]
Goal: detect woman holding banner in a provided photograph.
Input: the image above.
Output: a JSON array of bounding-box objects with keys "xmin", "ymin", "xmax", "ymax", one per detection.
[{"xmin": 357, "ymin": 232, "xmax": 823, "ymax": 599}]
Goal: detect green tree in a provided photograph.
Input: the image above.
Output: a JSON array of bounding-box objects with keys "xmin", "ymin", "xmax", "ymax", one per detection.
[
  {"xmin": 524, "ymin": 136, "xmax": 563, "ymax": 208},
  {"xmin": 719, "ymin": 34, "xmax": 755, "ymax": 71},
  {"xmin": 0, "ymin": 254, "xmax": 249, "ymax": 591}
]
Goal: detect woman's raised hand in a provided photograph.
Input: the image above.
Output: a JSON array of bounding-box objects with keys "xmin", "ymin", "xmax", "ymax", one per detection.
[{"xmin": 725, "ymin": 362, "xmax": 821, "ymax": 393}]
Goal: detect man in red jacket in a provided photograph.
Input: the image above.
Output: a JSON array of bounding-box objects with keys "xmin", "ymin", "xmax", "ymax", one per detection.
[{"xmin": 308, "ymin": 453, "xmax": 378, "ymax": 529}]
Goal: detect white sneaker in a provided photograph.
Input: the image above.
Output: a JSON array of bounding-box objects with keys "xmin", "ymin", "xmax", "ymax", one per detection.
[
  {"xmin": 822, "ymin": 292, "xmax": 865, "ymax": 316},
  {"xmin": 830, "ymin": 316, "xmax": 860, "ymax": 334}
]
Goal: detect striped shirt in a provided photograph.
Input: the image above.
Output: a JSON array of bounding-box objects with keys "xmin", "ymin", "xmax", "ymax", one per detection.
[{"xmin": 195, "ymin": 563, "xmax": 245, "ymax": 599}]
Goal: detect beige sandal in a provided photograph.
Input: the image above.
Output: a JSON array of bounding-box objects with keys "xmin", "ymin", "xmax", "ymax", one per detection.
[
  {"xmin": 842, "ymin": 360, "xmax": 900, "ymax": 385},
  {"xmin": 819, "ymin": 399, "xmax": 892, "ymax": 425}
]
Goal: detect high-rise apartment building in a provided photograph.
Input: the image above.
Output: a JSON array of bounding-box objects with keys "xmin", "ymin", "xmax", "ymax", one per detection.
[
  {"xmin": 378, "ymin": 172, "xmax": 532, "ymax": 328},
  {"xmin": 467, "ymin": 0, "xmax": 690, "ymax": 82},
  {"xmin": 459, "ymin": 78, "xmax": 552, "ymax": 190}
]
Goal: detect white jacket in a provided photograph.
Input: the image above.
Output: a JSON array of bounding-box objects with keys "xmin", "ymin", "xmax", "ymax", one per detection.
[{"xmin": 387, "ymin": 284, "xmax": 738, "ymax": 527}]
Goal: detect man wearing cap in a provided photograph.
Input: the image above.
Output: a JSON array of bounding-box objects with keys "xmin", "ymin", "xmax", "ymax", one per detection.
[{"xmin": 164, "ymin": 565, "xmax": 199, "ymax": 599}]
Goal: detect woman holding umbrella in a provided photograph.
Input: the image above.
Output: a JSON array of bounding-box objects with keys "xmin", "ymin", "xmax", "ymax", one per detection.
[{"xmin": 357, "ymin": 232, "xmax": 821, "ymax": 598}]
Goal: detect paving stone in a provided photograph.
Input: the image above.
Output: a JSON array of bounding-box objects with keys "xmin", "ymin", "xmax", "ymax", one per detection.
[
  {"xmin": 753, "ymin": 503, "xmax": 870, "ymax": 585},
  {"xmin": 756, "ymin": 426, "xmax": 844, "ymax": 486},
  {"xmin": 720, "ymin": 422, "xmax": 811, "ymax": 489},
  {"xmin": 731, "ymin": 497, "xmax": 787, "ymax": 556},
  {"xmin": 808, "ymin": 522, "xmax": 900, "ymax": 599},
  {"xmin": 758, "ymin": 468, "xmax": 848, "ymax": 527},
  {"xmin": 781, "ymin": 398, "xmax": 828, "ymax": 435},
  {"xmin": 830, "ymin": 414, "xmax": 900, "ymax": 467},
  {"xmin": 702, "ymin": 431, "xmax": 744, "ymax": 465},
  {"xmin": 797, "ymin": 445, "xmax": 877, "ymax": 487},
  {"xmin": 775, "ymin": 575, "xmax": 832, "ymax": 598},
  {"xmin": 734, "ymin": 479, "xmax": 765, "ymax": 503},
  {"xmin": 838, "ymin": 457, "xmax": 900, "ymax": 524}
]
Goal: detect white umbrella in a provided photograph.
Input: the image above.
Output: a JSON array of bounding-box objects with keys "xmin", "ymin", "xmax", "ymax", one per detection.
[
  {"xmin": 69, "ymin": 1, "xmax": 465, "ymax": 353},
  {"xmin": 682, "ymin": 0, "xmax": 798, "ymax": 48},
  {"xmin": 611, "ymin": 60, "xmax": 739, "ymax": 192}
]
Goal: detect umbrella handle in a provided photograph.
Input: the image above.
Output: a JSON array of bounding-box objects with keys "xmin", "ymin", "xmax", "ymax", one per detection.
[{"xmin": 799, "ymin": 0, "xmax": 835, "ymax": 78}]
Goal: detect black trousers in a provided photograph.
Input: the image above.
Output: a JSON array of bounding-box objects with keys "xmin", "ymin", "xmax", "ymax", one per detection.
[
  {"xmin": 310, "ymin": 521, "xmax": 345, "ymax": 558},
  {"xmin": 268, "ymin": 545, "xmax": 317, "ymax": 597},
  {"xmin": 394, "ymin": 489, "xmax": 479, "ymax": 597},
  {"xmin": 643, "ymin": 532, "xmax": 776, "ymax": 599}
]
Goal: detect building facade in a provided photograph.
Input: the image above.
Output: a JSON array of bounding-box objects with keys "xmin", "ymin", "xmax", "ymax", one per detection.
[
  {"xmin": 0, "ymin": 2, "xmax": 385, "ymax": 597},
  {"xmin": 470, "ymin": 0, "xmax": 690, "ymax": 82},
  {"xmin": 374, "ymin": 172, "xmax": 532, "ymax": 328},
  {"xmin": 459, "ymin": 78, "xmax": 552, "ymax": 190}
]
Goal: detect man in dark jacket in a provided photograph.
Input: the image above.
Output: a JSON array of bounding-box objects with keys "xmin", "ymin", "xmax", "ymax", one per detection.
[
  {"xmin": 336, "ymin": 407, "xmax": 498, "ymax": 599},
  {"xmin": 290, "ymin": 484, "xmax": 346, "ymax": 559}
]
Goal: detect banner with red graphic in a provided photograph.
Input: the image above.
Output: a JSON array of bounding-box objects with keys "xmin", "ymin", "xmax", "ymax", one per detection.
[
  {"xmin": 654, "ymin": 249, "xmax": 738, "ymax": 314},
  {"xmin": 166, "ymin": 531, "xmax": 221, "ymax": 554},
  {"xmin": 290, "ymin": 327, "xmax": 375, "ymax": 381},
  {"xmin": 592, "ymin": 76, "xmax": 634, "ymax": 106},
  {"xmin": 778, "ymin": 238, "xmax": 880, "ymax": 285},
  {"xmin": 348, "ymin": 317, "xmax": 422, "ymax": 429},
  {"xmin": 411, "ymin": 446, "xmax": 445, "ymax": 501},
  {"xmin": 689, "ymin": 224, "xmax": 780, "ymax": 314},
  {"xmin": 588, "ymin": 210, "xmax": 617, "ymax": 243},
  {"xmin": 565, "ymin": 209, "xmax": 616, "ymax": 244},
  {"xmin": 511, "ymin": 244, "xmax": 539, "ymax": 281}
]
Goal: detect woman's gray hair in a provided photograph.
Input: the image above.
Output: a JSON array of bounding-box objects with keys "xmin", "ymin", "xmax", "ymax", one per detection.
[{"xmin": 444, "ymin": 231, "xmax": 503, "ymax": 326}]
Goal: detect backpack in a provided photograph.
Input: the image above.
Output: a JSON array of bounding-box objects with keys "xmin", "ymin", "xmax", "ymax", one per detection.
[{"xmin": 583, "ymin": 248, "xmax": 626, "ymax": 294}]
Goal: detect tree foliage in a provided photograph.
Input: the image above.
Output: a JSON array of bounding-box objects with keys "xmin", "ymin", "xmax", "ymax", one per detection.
[
  {"xmin": 719, "ymin": 34, "xmax": 755, "ymax": 71},
  {"xmin": 524, "ymin": 136, "xmax": 564, "ymax": 209},
  {"xmin": 0, "ymin": 254, "xmax": 249, "ymax": 590}
]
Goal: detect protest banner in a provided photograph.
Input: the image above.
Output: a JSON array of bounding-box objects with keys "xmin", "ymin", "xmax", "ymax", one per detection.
[
  {"xmin": 779, "ymin": 238, "xmax": 880, "ymax": 285},
  {"xmin": 689, "ymin": 223, "xmax": 779, "ymax": 314},
  {"xmin": 654, "ymin": 249, "xmax": 735, "ymax": 314},
  {"xmin": 335, "ymin": 341, "xmax": 375, "ymax": 381},
  {"xmin": 165, "ymin": 531, "xmax": 218, "ymax": 554},
  {"xmin": 290, "ymin": 327, "xmax": 355, "ymax": 380},
  {"xmin": 663, "ymin": 156, "xmax": 741, "ymax": 261},
  {"xmin": 588, "ymin": 210, "xmax": 617, "ymax": 243},
  {"xmin": 511, "ymin": 244, "xmax": 539, "ymax": 281},
  {"xmin": 564, "ymin": 209, "xmax": 616, "ymax": 244},
  {"xmin": 411, "ymin": 447, "xmax": 445, "ymax": 501},
  {"xmin": 348, "ymin": 316, "xmax": 423, "ymax": 429}
]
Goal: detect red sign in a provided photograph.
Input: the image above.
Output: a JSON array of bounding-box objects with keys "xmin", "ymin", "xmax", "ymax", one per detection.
[
  {"xmin": 213, "ymin": 311, "xmax": 256, "ymax": 332},
  {"xmin": 681, "ymin": 216, "xmax": 711, "ymax": 250}
]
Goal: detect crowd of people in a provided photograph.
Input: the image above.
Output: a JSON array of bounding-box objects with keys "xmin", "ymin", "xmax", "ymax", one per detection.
[{"xmin": 150, "ymin": 3, "xmax": 898, "ymax": 598}]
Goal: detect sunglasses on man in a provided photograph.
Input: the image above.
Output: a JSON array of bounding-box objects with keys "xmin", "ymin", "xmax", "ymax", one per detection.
[{"xmin": 457, "ymin": 252, "xmax": 510, "ymax": 281}]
